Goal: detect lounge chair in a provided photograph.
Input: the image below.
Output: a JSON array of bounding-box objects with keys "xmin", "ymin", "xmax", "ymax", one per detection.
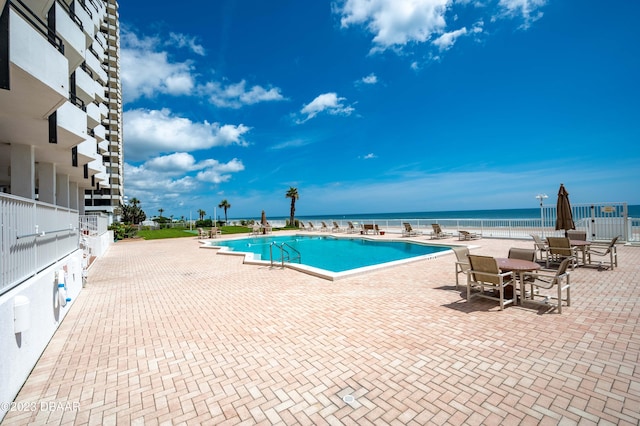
[
  {"xmin": 363, "ymin": 224, "xmax": 379, "ymax": 235},
  {"xmin": 452, "ymin": 246, "xmax": 470, "ymax": 290},
  {"xmin": 299, "ymin": 222, "xmax": 308, "ymax": 231},
  {"xmin": 197, "ymin": 228, "xmax": 208, "ymax": 239},
  {"xmin": 346, "ymin": 222, "xmax": 358, "ymax": 234},
  {"xmin": 458, "ymin": 230, "xmax": 480, "ymax": 241},
  {"xmin": 402, "ymin": 222, "xmax": 421, "ymax": 237},
  {"xmin": 521, "ymin": 257, "xmax": 571, "ymax": 314},
  {"xmin": 431, "ymin": 224, "xmax": 451, "ymax": 239},
  {"xmin": 530, "ymin": 234, "xmax": 549, "ymax": 263},
  {"xmin": 320, "ymin": 222, "xmax": 330, "ymax": 232},
  {"xmin": 586, "ymin": 236, "xmax": 619, "ymax": 270},
  {"xmin": 332, "ymin": 221, "xmax": 344, "ymax": 232},
  {"xmin": 466, "ymin": 255, "xmax": 516, "ymax": 311},
  {"xmin": 308, "ymin": 222, "xmax": 317, "ymax": 232},
  {"xmin": 263, "ymin": 222, "xmax": 272, "ymax": 234},
  {"xmin": 546, "ymin": 237, "xmax": 577, "ymax": 269}
]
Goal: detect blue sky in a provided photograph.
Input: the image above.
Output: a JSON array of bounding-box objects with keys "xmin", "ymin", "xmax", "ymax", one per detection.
[{"xmin": 119, "ymin": 0, "xmax": 639, "ymax": 220}]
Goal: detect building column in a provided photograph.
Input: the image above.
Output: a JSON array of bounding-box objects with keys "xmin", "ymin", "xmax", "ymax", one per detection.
[
  {"xmin": 37, "ymin": 162, "xmax": 56, "ymax": 204},
  {"xmin": 10, "ymin": 144, "xmax": 35, "ymax": 199},
  {"xmin": 56, "ymin": 173, "xmax": 70, "ymax": 207},
  {"xmin": 69, "ymin": 181, "xmax": 79, "ymax": 210}
]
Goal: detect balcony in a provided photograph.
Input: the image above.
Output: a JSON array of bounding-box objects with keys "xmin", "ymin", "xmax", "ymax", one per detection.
[
  {"xmin": 54, "ymin": 2, "xmax": 85, "ymax": 71},
  {"xmin": 75, "ymin": 137, "xmax": 97, "ymax": 164},
  {"xmin": 74, "ymin": 66, "xmax": 95, "ymax": 105},
  {"xmin": 86, "ymin": 102, "xmax": 100, "ymax": 127},
  {"xmin": 92, "ymin": 124, "xmax": 105, "ymax": 141},
  {"xmin": 0, "ymin": 9, "xmax": 68, "ymax": 148},
  {"xmin": 98, "ymin": 139, "xmax": 109, "ymax": 153},
  {"xmin": 55, "ymin": 101, "xmax": 87, "ymax": 148},
  {"xmin": 74, "ymin": 0, "xmax": 95, "ymax": 39},
  {"xmin": 84, "ymin": 47, "xmax": 107, "ymax": 83}
]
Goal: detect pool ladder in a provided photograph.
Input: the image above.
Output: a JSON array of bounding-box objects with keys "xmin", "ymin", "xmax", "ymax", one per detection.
[{"xmin": 269, "ymin": 242, "xmax": 301, "ymax": 268}]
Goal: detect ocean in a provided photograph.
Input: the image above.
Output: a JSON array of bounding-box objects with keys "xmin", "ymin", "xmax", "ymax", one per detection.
[{"xmin": 271, "ymin": 205, "xmax": 640, "ymax": 223}]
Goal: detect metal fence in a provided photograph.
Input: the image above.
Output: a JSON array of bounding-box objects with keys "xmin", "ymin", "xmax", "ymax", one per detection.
[
  {"xmin": 259, "ymin": 202, "xmax": 635, "ymax": 242},
  {"xmin": 79, "ymin": 213, "xmax": 109, "ymax": 236},
  {"xmin": 1, "ymin": 193, "xmax": 79, "ymax": 295}
]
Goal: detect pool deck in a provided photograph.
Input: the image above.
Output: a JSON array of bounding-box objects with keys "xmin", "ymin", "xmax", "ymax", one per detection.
[{"xmin": 4, "ymin": 232, "xmax": 640, "ymax": 425}]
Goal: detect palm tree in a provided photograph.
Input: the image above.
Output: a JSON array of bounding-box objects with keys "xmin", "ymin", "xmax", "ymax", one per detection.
[
  {"xmin": 285, "ymin": 187, "xmax": 299, "ymax": 227},
  {"xmin": 122, "ymin": 199, "xmax": 146, "ymax": 224},
  {"xmin": 197, "ymin": 209, "xmax": 206, "ymax": 221},
  {"xmin": 158, "ymin": 208, "xmax": 164, "ymax": 218},
  {"xmin": 218, "ymin": 199, "xmax": 231, "ymax": 224}
]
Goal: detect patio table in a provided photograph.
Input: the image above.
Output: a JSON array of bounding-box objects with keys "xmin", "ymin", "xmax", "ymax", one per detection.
[
  {"xmin": 496, "ymin": 258, "xmax": 541, "ymax": 304},
  {"xmin": 570, "ymin": 240, "xmax": 591, "ymax": 266}
]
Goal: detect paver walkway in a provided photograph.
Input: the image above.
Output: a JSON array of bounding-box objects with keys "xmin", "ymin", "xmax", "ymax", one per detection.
[{"xmin": 3, "ymin": 234, "xmax": 640, "ymax": 425}]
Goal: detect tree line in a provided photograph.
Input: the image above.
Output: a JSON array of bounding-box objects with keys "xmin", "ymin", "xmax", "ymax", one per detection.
[{"xmin": 120, "ymin": 187, "xmax": 300, "ymax": 227}]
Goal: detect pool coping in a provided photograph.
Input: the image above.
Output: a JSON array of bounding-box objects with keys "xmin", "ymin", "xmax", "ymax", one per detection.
[{"xmin": 200, "ymin": 233, "xmax": 473, "ymax": 281}]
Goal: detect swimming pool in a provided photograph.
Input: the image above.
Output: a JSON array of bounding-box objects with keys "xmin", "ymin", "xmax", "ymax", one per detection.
[{"xmin": 206, "ymin": 235, "xmax": 452, "ymax": 280}]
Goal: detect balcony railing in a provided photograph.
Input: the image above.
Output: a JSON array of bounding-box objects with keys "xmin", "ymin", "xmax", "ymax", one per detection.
[
  {"xmin": 1, "ymin": 193, "xmax": 79, "ymax": 295},
  {"xmin": 9, "ymin": 0, "xmax": 64, "ymax": 53}
]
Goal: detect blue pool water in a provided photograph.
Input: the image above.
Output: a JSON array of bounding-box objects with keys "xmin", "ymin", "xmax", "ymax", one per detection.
[{"xmin": 212, "ymin": 235, "xmax": 450, "ymax": 273}]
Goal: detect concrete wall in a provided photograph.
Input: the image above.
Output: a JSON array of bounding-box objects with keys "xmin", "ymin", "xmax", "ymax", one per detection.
[{"xmin": 0, "ymin": 250, "xmax": 84, "ymax": 421}]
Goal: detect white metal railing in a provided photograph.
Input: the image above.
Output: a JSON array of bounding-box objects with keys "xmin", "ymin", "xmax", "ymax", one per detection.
[
  {"xmin": 245, "ymin": 203, "xmax": 635, "ymax": 242},
  {"xmin": 1, "ymin": 193, "xmax": 80, "ymax": 295},
  {"xmin": 79, "ymin": 213, "xmax": 109, "ymax": 236}
]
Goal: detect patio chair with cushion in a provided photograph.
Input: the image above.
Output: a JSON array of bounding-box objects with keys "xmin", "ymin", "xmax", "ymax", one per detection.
[
  {"xmin": 546, "ymin": 237, "xmax": 577, "ymax": 269},
  {"xmin": 452, "ymin": 246, "xmax": 470, "ymax": 290},
  {"xmin": 587, "ymin": 236, "xmax": 619, "ymax": 270},
  {"xmin": 466, "ymin": 255, "xmax": 516, "ymax": 311},
  {"xmin": 521, "ymin": 257, "xmax": 571, "ymax": 314}
]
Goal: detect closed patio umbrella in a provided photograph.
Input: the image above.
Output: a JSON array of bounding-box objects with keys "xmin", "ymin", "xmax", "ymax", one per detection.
[
  {"xmin": 261, "ymin": 210, "xmax": 267, "ymax": 226},
  {"xmin": 555, "ymin": 183, "xmax": 575, "ymax": 234}
]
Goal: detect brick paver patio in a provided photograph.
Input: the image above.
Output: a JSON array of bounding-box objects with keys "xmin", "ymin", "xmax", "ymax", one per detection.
[{"xmin": 3, "ymin": 233, "xmax": 639, "ymax": 425}]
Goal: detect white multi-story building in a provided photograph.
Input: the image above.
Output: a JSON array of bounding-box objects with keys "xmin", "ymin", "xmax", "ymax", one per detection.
[{"xmin": 0, "ymin": 0, "xmax": 119, "ymax": 420}]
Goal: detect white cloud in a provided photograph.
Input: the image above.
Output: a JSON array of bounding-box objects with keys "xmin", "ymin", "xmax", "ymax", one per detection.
[
  {"xmin": 121, "ymin": 30, "xmax": 196, "ymax": 102},
  {"xmin": 497, "ymin": 0, "xmax": 546, "ymax": 28},
  {"xmin": 336, "ymin": 0, "xmax": 545, "ymax": 57},
  {"xmin": 363, "ymin": 153, "xmax": 377, "ymax": 159},
  {"xmin": 432, "ymin": 27, "xmax": 468, "ymax": 51},
  {"xmin": 124, "ymin": 108, "xmax": 251, "ymax": 161},
  {"xmin": 121, "ymin": 28, "xmax": 285, "ymax": 108},
  {"xmin": 123, "ymin": 155, "xmax": 245, "ymax": 211},
  {"xmin": 361, "ymin": 73, "xmax": 378, "ymax": 84},
  {"xmin": 167, "ymin": 32, "xmax": 206, "ymax": 55},
  {"xmin": 337, "ymin": 0, "xmax": 449, "ymax": 52},
  {"xmin": 200, "ymin": 80, "xmax": 286, "ymax": 109},
  {"xmin": 297, "ymin": 93, "xmax": 355, "ymax": 123},
  {"xmin": 196, "ymin": 158, "xmax": 245, "ymax": 184}
]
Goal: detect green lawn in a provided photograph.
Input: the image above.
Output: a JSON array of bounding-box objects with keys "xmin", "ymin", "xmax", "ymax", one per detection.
[
  {"xmin": 134, "ymin": 225, "xmax": 299, "ymax": 240},
  {"xmin": 136, "ymin": 226, "xmax": 255, "ymax": 240}
]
